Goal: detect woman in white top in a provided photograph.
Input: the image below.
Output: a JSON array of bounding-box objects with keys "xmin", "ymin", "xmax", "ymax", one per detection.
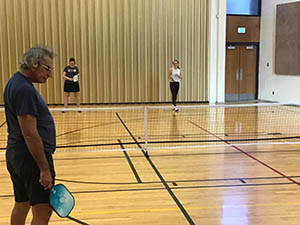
[{"xmin": 169, "ymin": 59, "xmax": 182, "ymax": 112}]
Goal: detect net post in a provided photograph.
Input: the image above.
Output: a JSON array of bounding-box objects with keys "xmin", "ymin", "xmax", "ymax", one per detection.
[{"xmin": 144, "ymin": 106, "xmax": 148, "ymax": 156}]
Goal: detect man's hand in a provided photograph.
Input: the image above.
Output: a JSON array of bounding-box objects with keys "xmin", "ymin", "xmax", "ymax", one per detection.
[{"xmin": 39, "ymin": 169, "xmax": 52, "ymax": 190}]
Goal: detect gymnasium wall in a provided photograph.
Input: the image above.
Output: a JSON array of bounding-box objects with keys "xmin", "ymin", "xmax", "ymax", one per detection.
[
  {"xmin": 0, "ymin": 0, "xmax": 208, "ymax": 105},
  {"xmin": 259, "ymin": 0, "xmax": 300, "ymax": 102}
]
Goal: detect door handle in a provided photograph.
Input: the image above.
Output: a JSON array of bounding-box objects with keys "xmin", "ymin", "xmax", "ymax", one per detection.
[
  {"xmin": 240, "ymin": 69, "xmax": 243, "ymax": 80},
  {"xmin": 236, "ymin": 69, "xmax": 239, "ymax": 80}
]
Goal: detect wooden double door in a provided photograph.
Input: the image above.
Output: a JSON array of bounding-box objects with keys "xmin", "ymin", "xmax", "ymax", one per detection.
[{"xmin": 225, "ymin": 44, "xmax": 258, "ymax": 101}]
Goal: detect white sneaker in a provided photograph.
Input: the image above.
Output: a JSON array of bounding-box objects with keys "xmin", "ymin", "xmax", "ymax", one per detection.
[{"xmin": 174, "ymin": 107, "xmax": 179, "ymax": 112}]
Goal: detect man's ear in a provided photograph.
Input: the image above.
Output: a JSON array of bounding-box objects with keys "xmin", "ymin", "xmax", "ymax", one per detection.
[{"xmin": 30, "ymin": 63, "xmax": 38, "ymax": 71}]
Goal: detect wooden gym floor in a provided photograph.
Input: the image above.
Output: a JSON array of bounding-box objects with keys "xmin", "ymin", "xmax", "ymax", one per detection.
[{"xmin": 1, "ymin": 105, "xmax": 300, "ymax": 225}]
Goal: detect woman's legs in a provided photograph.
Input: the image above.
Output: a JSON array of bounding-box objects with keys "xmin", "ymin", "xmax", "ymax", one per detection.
[
  {"xmin": 75, "ymin": 92, "xmax": 80, "ymax": 108},
  {"xmin": 63, "ymin": 92, "xmax": 70, "ymax": 108},
  {"xmin": 170, "ymin": 82, "xmax": 180, "ymax": 108}
]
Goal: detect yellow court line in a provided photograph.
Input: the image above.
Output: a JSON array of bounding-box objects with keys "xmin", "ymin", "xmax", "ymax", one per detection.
[
  {"xmin": 1, "ymin": 201, "xmax": 300, "ymax": 221},
  {"xmin": 71, "ymin": 201, "xmax": 300, "ymax": 216}
]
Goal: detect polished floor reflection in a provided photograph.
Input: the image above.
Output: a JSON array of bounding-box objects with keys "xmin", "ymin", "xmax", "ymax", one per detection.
[{"xmin": 1, "ymin": 105, "xmax": 300, "ymax": 224}]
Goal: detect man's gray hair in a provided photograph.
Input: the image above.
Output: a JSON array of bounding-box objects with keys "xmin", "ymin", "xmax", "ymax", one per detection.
[{"xmin": 20, "ymin": 46, "xmax": 54, "ymax": 69}]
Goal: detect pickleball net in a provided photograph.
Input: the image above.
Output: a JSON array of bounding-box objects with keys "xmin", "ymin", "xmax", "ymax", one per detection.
[{"xmin": 1, "ymin": 102, "xmax": 300, "ymax": 153}]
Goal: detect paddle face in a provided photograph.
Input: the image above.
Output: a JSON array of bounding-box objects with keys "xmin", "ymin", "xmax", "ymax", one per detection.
[
  {"xmin": 50, "ymin": 184, "xmax": 75, "ymax": 218},
  {"xmin": 73, "ymin": 75, "xmax": 79, "ymax": 82}
]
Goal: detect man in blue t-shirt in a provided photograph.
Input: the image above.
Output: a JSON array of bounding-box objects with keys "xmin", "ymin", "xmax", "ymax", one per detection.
[{"xmin": 3, "ymin": 46, "xmax": 56, "ymax": 225}]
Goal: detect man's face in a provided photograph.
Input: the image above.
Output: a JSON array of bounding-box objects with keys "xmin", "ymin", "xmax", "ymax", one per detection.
[{"xmin": 33, "ymin": 56, "xmax": 54, "ymax": 83}]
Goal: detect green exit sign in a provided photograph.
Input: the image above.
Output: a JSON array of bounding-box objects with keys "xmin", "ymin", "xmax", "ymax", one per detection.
[{"xmin": 237, "ymin": 27, "xmax": 246, "ymax": 33}]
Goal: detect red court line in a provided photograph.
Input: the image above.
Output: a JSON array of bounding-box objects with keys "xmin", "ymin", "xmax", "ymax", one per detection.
[{"xmin": 188, "ymin": 120, "xmax": 300, "ymax": 187}]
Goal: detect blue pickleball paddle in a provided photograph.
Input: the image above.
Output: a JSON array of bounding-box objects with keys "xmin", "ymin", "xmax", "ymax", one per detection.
[{"xmin": 50, "ymin": 184, "xmax": 89, "ymax": 224}]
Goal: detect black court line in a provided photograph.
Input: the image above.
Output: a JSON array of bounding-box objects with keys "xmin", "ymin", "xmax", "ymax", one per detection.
[
  {"xmin": 3, "ymin": 145, "xmax": 300, "ymax": 158},
  {"xmin": 145, "ymin": 136, "xmax": 300, "ymax": 143},
  {"xmin": 54, "ymin": 135, "xmax": 300, "ymax": 149},
  {"xmin": 118, "ymin": 139, "xmax": 142, "ymax": 183},
  {"xmin": 56, "ymin": 121, "xmax": 121, "ymax": 138},
  {"xmin": 33, "ymin": 147, "xmax": 300, "ymax": 162},
  {"xmin": 56, "ymin": 136, "xmax": 133, "ymax": 146},
  {"xmin": 1, "ymin": 135, "xmax": 298, "ymax": 150},
  {"xmin": 56, "ymin": 178, "xmax": 141, "ymax": 185},
  {"xmin": 55, "ymin": 116, "xmax": 145, "ymax": 138},
  {"xmin": 116, "ymin": 112, "xmax": 196, "ymax": 225},
  {"xmin": 188, "ymin": 120, "xmax": 300, "ymax": 188},
  {"xmin": 0, "ymin": 121, "xmax": 6, "ymax": 128},
  {"xmin": 69, "ymin": 182, "xmax": 294, "ymax": 194},
  {"xmin": 0, "ymin": 181, "xmax": 295, "ymax": 199},
  {"xmin": 55, "ymin": 175, "xmax": 300, "ymax": 185}
]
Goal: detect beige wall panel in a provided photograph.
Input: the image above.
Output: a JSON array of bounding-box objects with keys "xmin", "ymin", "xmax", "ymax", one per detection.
[
  {"xmin": 275, "ymin": 1, "xmax": 300, "ymax": 75},
  {"xmin": 0, "ymin": 0, "xmax": 208, "ymax": 105}
]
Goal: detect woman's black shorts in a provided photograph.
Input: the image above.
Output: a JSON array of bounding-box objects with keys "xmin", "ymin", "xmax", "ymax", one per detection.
[{"xmin": 64, "ymin": 82, "xmax": 80, "ymax": 92}]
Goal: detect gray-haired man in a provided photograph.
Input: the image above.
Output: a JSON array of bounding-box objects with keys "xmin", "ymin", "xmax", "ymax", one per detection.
[{"xmin": 4, "ymin": 46, "xmax": 56, "ymax": 225}]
